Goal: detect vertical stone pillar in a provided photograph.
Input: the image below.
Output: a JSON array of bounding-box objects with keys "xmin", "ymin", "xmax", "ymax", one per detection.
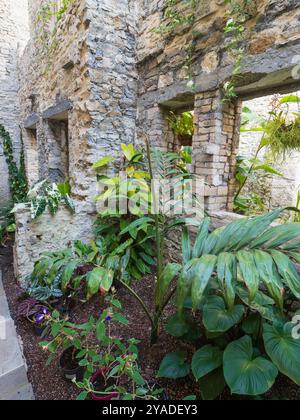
[{"xmin": 193, "ymin": 89, "xmax": 241, "ymax": 212}]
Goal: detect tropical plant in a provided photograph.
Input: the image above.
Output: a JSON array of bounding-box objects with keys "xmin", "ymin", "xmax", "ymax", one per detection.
[
  {"xmin": 24, "ymin": 179, "xmax": 75, "ymax": 220},
  {"xmin": 159, "ymin": 209, "xmax": 300, "ymax": 398},
  {"xmin": 40, "ymin": 295, "xmax": 161, "ymax": 400},
  {"xmin": 235, "ymin": 95, "xmax": 300, "ymax": 205},
  {"xmin": 93, "ymin": 142, "xmax": 199, "ymax": 344},
  {"xmin": 167, "ymin": 111, "xmax": 194, "ymax": 137},
  {"xmin": 234, "ymin": 155, "xmax": 282, "ymax": 214}
]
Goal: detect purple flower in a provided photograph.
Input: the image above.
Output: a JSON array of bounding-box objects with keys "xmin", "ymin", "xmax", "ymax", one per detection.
[
  {"xmin": 35, "ymin": 313, "xmax": 45, "ymax": 324},
  {"xmin": 105, "ymin": 316, "xmax": 112, "ymax": 322}
]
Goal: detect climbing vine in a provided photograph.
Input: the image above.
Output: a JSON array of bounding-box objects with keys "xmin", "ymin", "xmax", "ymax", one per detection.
[
  {"xmin": 0, "ymin": 125, "xmax": 28, "ymax": 242},
  {"xmin": 0, "ymin": 125, "xmax": 28, "ymax": 204},
  {"xmin": 36, "ymin": 0, "xmax": 75, "ymax": 72}
]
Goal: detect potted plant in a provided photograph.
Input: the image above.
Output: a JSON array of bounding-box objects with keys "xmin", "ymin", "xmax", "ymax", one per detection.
[
  {"xmin": 59, "ymin": 346, "xmax": 85, "ymax": 382},
  {"xmin": 17, "ymin": 298, "xmax": 50, "ymax": 336}
]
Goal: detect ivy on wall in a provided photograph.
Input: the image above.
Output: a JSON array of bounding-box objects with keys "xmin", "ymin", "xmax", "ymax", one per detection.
[
  {"xmin": 0, "ymin": 125, "xmax": 28, "ymax": 242},
  {"xmin": 0, "ymin": 125, "xmax": 28, "ymax": 203}
]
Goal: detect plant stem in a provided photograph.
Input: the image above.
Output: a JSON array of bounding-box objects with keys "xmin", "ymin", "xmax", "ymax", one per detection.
[{"xmin": 118, "ymin": 279, "xmax": 154, "ymax": 328}]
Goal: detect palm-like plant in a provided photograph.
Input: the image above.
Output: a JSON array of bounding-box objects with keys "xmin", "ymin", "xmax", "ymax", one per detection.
[
  {"xmin": 177, "ymin": 208, "xmax": 300, "ymax": 314},
  {"xmin": 156, "ymin": 209, "xmax": 300, "ymax": 398}
]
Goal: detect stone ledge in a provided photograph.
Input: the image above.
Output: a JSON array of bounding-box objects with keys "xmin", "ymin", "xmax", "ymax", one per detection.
[{"xmin": 0, "ymin": 272, "xmax": 34, "ymax": 400}]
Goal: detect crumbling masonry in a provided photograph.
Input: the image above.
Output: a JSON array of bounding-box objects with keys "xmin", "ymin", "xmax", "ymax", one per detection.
[{"xmin": 0, "ymin": 0, "xmax": 299, "ymax": 282}]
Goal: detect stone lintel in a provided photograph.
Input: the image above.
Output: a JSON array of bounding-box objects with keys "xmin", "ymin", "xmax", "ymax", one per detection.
[
  {"xmin": 23, "ymin": 114, "xmax": 39, "ymax": 129},
  {"xmin": 42, "ymin": 99, "xmax": 72, "ymax": 121}
]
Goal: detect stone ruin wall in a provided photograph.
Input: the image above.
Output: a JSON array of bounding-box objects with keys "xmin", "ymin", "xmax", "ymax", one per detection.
[
  {"xmin": 136, "ymin": 0, "xmax": 300, "ymax": 212},
  {"xmin": 14, "ymin": 0, "xmax": 139, "ymax": 283},
  {"xmin": 12, "ymin": 0, "xmax": 300, "ymax": 283},
  {"xmin": 239, "ymin": 92, "xmax": 300, "ymax": 212},
  {"xmin": 0, "ymin": 0, "xmax": 29, "ymax": 209}
]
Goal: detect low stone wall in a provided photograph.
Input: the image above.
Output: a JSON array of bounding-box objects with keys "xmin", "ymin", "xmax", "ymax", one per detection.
[{"xmin": 13, "ymin": 204, "xmax": 95, "ymax": 286}]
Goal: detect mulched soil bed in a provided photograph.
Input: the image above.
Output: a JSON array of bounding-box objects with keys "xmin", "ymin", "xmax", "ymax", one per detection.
[{"xmin": 1, "ymin": 239, "xmax": 300, "ymax": 400}]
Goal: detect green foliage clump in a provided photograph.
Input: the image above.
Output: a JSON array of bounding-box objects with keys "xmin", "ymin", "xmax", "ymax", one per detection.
[
  {"xmin": 167, "ymin": 111, "xmax": 194, "ymax": 137},
  {"xmin": 158, "ymin": 210, "xmax": 300, "ymax": 398}
]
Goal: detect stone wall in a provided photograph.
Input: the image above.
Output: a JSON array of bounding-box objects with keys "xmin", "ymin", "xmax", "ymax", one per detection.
[
  {"xmin": 13, "ymin": 0, "xmax": 300, "ymax": 282},
  {"xmin": 239, "ymin": 92, "xmax": 300, "ymax": 210},
  {"xmin": 15, "ymin": 0, "xmax": 139, "ymax": 282},
  {"xmin": 0, "ymin": 0, "xmax": 29, "ymax": 208},
  {"xmin": 13, "ymin": 204, "xmax": 95, "ymax": 284},
  {"xmin": 136, "ymin": 0, "xmax": 300, "ymax": 212}
]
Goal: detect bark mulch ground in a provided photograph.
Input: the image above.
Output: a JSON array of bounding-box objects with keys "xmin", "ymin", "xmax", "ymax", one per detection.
[{"xmin": 1, "ymin": 239, "xmax": 300, "ymax": 400}]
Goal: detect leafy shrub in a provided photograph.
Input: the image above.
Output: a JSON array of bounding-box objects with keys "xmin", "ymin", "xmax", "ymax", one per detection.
[
  {"xmin": 159, "ymin": 209, "xmax": 300, "ymax": 398},
  {"xmin": 167, "ymin": 111, "xmax": 194, "ymax": 137},
  {"xmin": 25, "ymin": 179, "xmax": 75, "ymax": 219},
  {"xmin": 41, "ymin": 294, "xmax": 162, "ymax": 400}
]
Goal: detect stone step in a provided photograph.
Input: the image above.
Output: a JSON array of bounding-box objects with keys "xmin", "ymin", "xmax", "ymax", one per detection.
[{"xmin": 0, "ymin": 271, "xmax": 34, "ymax": 400}]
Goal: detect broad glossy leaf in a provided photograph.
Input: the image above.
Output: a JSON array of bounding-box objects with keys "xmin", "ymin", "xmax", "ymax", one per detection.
[
  {"xmin": 203, "ymin": 296, "xmax": 244, "ymax": 333},
  {"xmin": 224, "ymin": 336, "xmax": 278, "ymax": 396},
  {"xmin": 198, "ymin": 368, "xmax": 226, "ymax": 400},
  {"xmin": 165, "ymin": 312, "xmax": 200, "ymax": 340},
  {"xmin": 158, "ymin": 263, "xmax": 181, "ymax": 307},
  {"xmin": 182, "ymin": 227, "xmax": 191, "ymax": 265},
  {"xmin": 87, "ymin": 267, "xmax": 109, "ymax": 298},
  {"xmin": 235, "ymin": 208, "xmax": 284, "ymax": 250},
  {"xmin": 61, "ymin": 261, "xmax": 77, "ymax": 291},
  {"xmin": 192, "ymin": 345, "xmax": 223, "ymax": 380},
  {"xmin": 192, "ymin": 218, "xmax": 210, "ymax": 258},
  {"xmin": 191, "ymin": 255, "xmax": 217, "ymax": 310},
  {"xmin": 176, "ymin": 258, "xmax": 206, "ymax": 313},
  {"xmin": 217, "ymin": 253, "xmax": 236, "ymax": 309},
  {"xmin": 236, "ymin": 286, "xmax": 275, "ymax": 321},
  {"xmin": 237, "ymin": 250, "xmax": 259, "ymax": 302},
  {"xmin": 157, "ymin": 351, "xmax": 190, "ymax": 379},
  {"xmin": 92, "ymin": 156, "xmax": 115, "ymax": 169},
  {"xmin": 253, "ymin": 250, "xmax": 284, "ymax": 311},
  {"xmin": 263, "ymin": 322, "xmax": 300, "ymax": 385},
  {"xmin": 271, "ymin": 250, "xmax": 300, "ymax": 299},
  {"xmin": 242, "ymin": 314, "xmax": 261, "ymax": 338}
]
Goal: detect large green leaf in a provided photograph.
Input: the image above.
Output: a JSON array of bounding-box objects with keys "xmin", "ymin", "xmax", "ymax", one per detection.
[
  {"xmin": 192, "ymin": 345, "xmax": 223, "ymax": 380},
  {"xmin": 191, "ymin": 255, "xmax": 217, "ymax": 310},
  {"xmin": 87, "ymin": 267, "xmax": 110, "ymax": 298},
  {"xmin": 253, "ymin": 250, "xmax": 284, "ymax": 311},
  {"xmin": 263, "ymin": 322, "xmax": 300, "ymax": 386},
  {"xmin": 92, "ymin": 156, "xmax": 115, "ymax": 169},
  {"xmin": 61, "ymin": 261, "xmax": 78, "ymax": 291},
  {"xmin": 235, "ymin": 209, "xmax": 284, "ymax": 250},
  {"xmin": 203, "ymin": 296, "xmax": 244, "ymax": 333},
  {"xmin": 182, "ymin": 227, "xmax": 191, "ymax": 265},
  {"xmin": 165, "ymin": 312, "xmax": 200, "ymax": 340},
  {"xmin": 192, "ymin": 217, "xmax": 210, "ymax": 258},
  {"xmin": 217, "ymin": 253, "xmax": 236, "ymax": 309},
  {"xmin": 236, "ymin": 286, "xmax": 275, "ymax": 321},
  {"xmin": 237, "ymin": 250, "xmax": 259, "ymax": 302},
  {"xmin": 157, "ymin": 263, "xmax": 181, "ymax": 308},
  {"xmin": 198, "ymin": 368, "xmax": 226, "ymax": 400},
  {"xmin": 271, "ymin": 250, "xmax": 300, "ymax": 299},
  {"xmin": 223, "ymin": 336, "xmax": 278, "ymax": 396},
  {"xmin": 157, "ymin": 351, "xmax": 190, "ymax": 379}
]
